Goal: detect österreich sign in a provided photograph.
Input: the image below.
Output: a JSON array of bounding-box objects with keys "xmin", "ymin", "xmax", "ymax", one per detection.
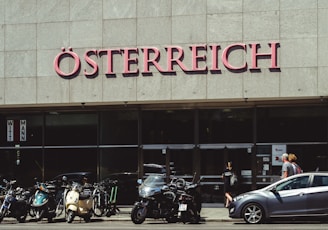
[{"xmin": 54, "ymin": 42, "xmax": 279, "ymax": 79}]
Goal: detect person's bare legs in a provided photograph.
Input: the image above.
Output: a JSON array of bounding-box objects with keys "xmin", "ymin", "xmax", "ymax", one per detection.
[{"xmin": 225, "ymin": 192, "xmax": 232, "ymax": 207}]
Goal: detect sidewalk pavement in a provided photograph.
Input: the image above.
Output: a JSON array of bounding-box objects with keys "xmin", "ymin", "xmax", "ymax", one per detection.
[{"xmin": 106, "ymin": 203, "xmax": 235, "ymax": 222}]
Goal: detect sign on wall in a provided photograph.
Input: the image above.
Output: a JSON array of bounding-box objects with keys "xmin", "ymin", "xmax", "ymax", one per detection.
[
  {"xmin": 7, "ymin": 120, "xmax": 27, "ymax": 142},
  {"xmin": 271, "ymin": 144, "xmax": 286, "ymax": 166},
  {"xmin": 54, "ymin": 42, "xmax": 280, "ymax": 79}
]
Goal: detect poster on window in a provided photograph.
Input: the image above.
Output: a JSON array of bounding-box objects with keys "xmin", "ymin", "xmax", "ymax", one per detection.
[
  {"xmin": 7, "ymin": 120, "xmax": 14, "ymax": 142},
  {"xmin": 20, "ymin": 120, "xmax": 26, "ymax": 141},
  {"xmin": 272, "ymin": 144, "xmax": 286, "ymax": 166},
  {"xmin": 7, "ymin": 120, "xmax": 27, "ymax": 142}
]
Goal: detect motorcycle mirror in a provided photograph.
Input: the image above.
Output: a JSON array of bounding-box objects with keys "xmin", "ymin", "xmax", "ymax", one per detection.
[
  {"xmin": 161, "ymin": 185, "xmax": 169, "ymax": 191},
  {"xmin": 137, "ymin": 179, "xmax": 143, "ymax": 185}
]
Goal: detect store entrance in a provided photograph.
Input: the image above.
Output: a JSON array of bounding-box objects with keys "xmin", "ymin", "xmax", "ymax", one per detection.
[
  {"xmin": 142, "ymin": 145, "xmax": 195, "ymax": 179},
  {"xmin": 199, "ymin": 145, "xmax": 253, "ymax": 202}
]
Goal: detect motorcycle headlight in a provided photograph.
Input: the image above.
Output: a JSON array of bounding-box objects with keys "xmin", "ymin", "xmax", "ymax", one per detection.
[{"xmin": 139, "ymin": 187, "xmax": 157, "ymax": 198}]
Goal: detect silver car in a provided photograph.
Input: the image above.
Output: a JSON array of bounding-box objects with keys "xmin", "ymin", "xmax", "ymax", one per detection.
[{"xmin": 229, "ymin": 172, "xmax": 328, "ymax": 224}]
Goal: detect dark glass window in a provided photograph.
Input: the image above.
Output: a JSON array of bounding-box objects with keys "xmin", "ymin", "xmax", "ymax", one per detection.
[
  {"xmin": 45, "ymin": 113, "xmax": 97, "ymax": 146},
  {"xmin": 199, "ymin": 108, "xmax": 253, "ymax": 143},
  {"xmin": 0, "ymin": 149, "xmax": 43, "ymax": 187},
  {"xmin": 99, "ymin": 148, "xmax": 138, "ymax": 177},
  {"xmin": 312, "ymin": 176, "xmax": 328, "ymax": 187},
  {"xmin": 257, "ymin": 106, "xmax": 328, "ymax": 142},
  {"xmin": 287, "ymin": 144, "xmax": 328, "ymax": 172},
  {"xmin": 170, "ymin": 149, "xmax": 193, "ymax": 175},
  {"xmin": 142, "ymin": 110, "xmax": 194, "ymax": 144},
  {"xmin": 44, "ymin": 148, "xmax": 98, "ymax": 180},
  {"xmin": 143, "ymin": 149, "xmax": 166, "ymax": 166},
  {"xmin": 100, "ymin": 111, "xmax": 138, "ymax": 145}
]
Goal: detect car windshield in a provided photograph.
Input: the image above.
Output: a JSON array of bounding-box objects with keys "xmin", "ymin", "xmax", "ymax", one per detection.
[{"xmin": 142, "ymin": 174, "xmax": 165, "ymax": 187}]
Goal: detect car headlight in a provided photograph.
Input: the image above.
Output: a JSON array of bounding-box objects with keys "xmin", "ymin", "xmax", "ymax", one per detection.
[{"xmin": 233, "ymin": 194, "xmax": 249, "ymax": 202}]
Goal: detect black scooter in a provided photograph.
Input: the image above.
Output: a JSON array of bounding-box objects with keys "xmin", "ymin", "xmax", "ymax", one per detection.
[{"xmin": 177, "ymin": 179, "xmax": 202, "ymax": 224}]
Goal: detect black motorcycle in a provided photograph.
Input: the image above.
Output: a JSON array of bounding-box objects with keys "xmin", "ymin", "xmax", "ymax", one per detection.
[
  {"xmin": 0, "ymin": 179, "xmax": 31, "ymax": 223},
  {"xmin": 131, "ymin": 174, "xmax": 180, "ymax": 224},
  {"xmin": 177, "ymin": 178, "xmax": 202, "ymax": 224}
]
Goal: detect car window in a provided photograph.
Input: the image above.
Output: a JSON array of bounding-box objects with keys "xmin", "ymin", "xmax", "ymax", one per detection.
[
  {"xmin": 311, "ymin": 176, "xmax": 328, "ymax": 187},
  {"xmin": 276, "ymin": 176, "xmax": 309, "ymax": 191}
]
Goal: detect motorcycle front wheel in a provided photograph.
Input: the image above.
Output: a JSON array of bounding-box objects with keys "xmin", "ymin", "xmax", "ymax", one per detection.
[
  {"xmin": 66, "ymin": 210, "xmax": 75, "ymax": 223},
  {"xmin": 0, "ymin": 210, "xmax": 6, "ymax": 223},
  {"xmin": 131, "ymin": 206, "xmax": 146, "ymax": 224},
  {"xmin": 35, "ymin": 209, "xmax": 44, "ymax": 221},
  {"xmin": 166, "ymin": 215, "xmax": 178, "ymax": 223},
  {"xmin": 16, "ymin": 212, "xmax": 28, "ymax": 223},
  {"xmin": 83, "ymin": 213, "xmax": 92, "ymax": 223}
]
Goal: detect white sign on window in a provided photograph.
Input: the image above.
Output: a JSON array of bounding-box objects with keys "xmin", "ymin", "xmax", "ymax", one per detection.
[
  {"xmin": 272, "ymin": 144, "xmax": 286, "ymax": 166},
  {"xmin": 20, "ymin": 120, "xmax": 26, "ymax": 141},
  {"xmin": 7, "ymin": 120, "xmax": 14, "ymax": 142}
]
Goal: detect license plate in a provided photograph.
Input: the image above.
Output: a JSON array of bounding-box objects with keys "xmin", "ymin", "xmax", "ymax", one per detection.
[{"xmin": 178, "ymin": 204, "xmax": 187, "ymax": 211}]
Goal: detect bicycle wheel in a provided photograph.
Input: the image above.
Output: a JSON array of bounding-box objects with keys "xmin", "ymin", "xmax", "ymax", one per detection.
[
  {"xmin": 93, "ymin": 195, "xmax": 104, "ymax": 217},
  {"xmin": 55, "ymin": 198, "xmax": 64, "ymax": 217}
]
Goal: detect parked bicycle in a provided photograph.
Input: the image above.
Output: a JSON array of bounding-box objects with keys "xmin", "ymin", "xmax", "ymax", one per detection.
[{"xmin": 92, "ymin": 179, "xmax": 119, "ymax": 217}]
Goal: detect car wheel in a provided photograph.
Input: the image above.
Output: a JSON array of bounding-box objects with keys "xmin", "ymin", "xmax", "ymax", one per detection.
[{"xmin": 242, "ymin": 203, "xmax": 265, "ymax": 224}]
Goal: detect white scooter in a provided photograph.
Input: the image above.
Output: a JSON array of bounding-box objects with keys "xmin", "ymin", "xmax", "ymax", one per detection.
[{"xmin": 65, "ymin": 182, "xmax": 93, "ymax": 223}]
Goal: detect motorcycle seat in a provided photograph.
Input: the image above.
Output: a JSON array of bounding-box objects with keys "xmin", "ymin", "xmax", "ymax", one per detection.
[{"xmin": 79, "ymin": 194, "xmax": 90, "ymax": 200}]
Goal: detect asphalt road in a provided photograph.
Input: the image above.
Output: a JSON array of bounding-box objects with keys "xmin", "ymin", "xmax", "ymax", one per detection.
[{"xmin": 0, "ymin": 219, "xmax": 328, "ymax": 230}]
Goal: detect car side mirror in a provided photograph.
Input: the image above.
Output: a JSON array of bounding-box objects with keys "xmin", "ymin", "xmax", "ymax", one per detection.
[{"xmin": 270, "ymin": 186, "xmax": 278, "ymax": 194}]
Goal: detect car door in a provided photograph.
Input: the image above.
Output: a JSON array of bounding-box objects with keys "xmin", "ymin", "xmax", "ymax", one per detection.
[
  {"xmin": 267, "ymin": 175, "xmax": 310, "ymax": 217},
  {"xmin": 306, "ymin": 175, "xmax": 328, "ymax": 214}
]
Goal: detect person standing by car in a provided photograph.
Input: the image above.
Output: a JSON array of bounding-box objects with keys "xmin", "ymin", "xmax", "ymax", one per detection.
[
  {"xmin": 281, "ymin": 153, "xmax": 294, "ymax": 178},
  {"xmin": 222, "ymin": 161, "xmax": 236, "ymax": 208},
  {"xmin": 288, "ymin": 153, "xmax": 303, "ymax": 174}
]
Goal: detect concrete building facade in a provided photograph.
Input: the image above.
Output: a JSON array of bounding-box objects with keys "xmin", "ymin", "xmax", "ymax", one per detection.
[{"xmin": 0, "ymin": 0, "xmax": 328, "ymax": 201}]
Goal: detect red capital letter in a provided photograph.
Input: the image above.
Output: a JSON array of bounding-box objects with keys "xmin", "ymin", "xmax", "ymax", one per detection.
[
  {"xmin": 209, "ymin": 44, "xmax": 221, "ymax": 71},
  {"xmin": 166, "ymin": 46, "xmax": 189, "ymax": 72},
  {"xmin": 250, "ymin": 42, "xmax": 279, "ymax": 70},
  {"xmin": 142, "ymin": 47, "xmax": 165, "ymax": 73},
  {"xmin": 190, "ymin": 44, "xmax": 207, "ymax": 71},
  {"xmin": 222, "ymin": 43, "xmax": 247, "ymax": 71},
  {"xmin": 54, "ymin": 47, "xmax": 80, "ymax": 79},
  {"xmin": 122, "ymin": 48, "xmax": 139, "ymax": 74},
  {"xmin": 99, "ymin": 49, "xmax": 122, "ymax": 75},
  {"xmin": 84, "ymin": 49, "xmax": 99, "ymax": 77}
]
